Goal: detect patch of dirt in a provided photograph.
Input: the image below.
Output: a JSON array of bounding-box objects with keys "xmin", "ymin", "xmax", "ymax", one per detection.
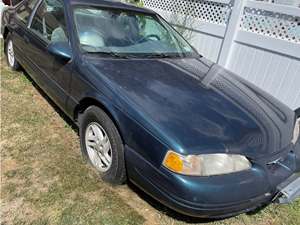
[
  {"xmin": 1, "ymin": 159, "xmax": 18, "ymax": 172},
  {"xmin": 115, "ymin": 186, "xmax": 163, "ymax": 225},
  {"xmin": 1, "ymin": 198, "xmax": 42, "ymax": 225}
]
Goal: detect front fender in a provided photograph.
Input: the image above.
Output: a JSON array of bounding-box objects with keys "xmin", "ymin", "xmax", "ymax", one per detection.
[{"xmin": 72, "ymin": 91, "xmax": 169, "ymax": 169}]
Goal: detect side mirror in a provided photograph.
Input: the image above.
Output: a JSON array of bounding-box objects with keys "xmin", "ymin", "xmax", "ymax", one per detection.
[{"xmin": 47, "ymin": 42, "xmax": 72, "ymax": 63}]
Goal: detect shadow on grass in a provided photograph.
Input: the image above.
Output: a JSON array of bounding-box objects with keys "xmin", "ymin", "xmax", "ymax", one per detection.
[{"xmin": 19, "ymin": 67, "xmax": 265, "ymax": 224}]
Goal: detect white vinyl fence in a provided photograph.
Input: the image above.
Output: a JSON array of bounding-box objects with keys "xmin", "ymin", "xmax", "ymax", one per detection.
[{"xmin": 143, "ymin": 0, "xmax": 300, "ymax": 110}]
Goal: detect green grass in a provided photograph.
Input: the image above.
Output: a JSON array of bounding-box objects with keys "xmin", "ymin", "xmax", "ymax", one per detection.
[{"xmin": 1, "ymin": 43, "xmax": 299, "ymax": 225}]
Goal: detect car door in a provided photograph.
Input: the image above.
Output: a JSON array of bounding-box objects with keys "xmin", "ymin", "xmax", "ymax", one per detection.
[
  {"xmin": 12, "ymin": 0, "xmax": 39, "ymax": 67},
  {"xmin": 25, "ymin": 0, "xmax": 73, "ymax": 111}
]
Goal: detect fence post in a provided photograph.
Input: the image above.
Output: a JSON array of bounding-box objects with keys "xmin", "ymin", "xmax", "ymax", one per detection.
[{"xmin": 217, "ymin": 0, "xmax": 246, "ymax": 68}]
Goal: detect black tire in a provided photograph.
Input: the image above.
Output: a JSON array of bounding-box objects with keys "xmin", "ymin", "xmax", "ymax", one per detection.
[
  {"xmin": 5, "ymin": 34, "xmax": 20, "ymax": 71},
  {"xmin": 79, "ymin": 106, "xmax": 126, "ymax": 185}
]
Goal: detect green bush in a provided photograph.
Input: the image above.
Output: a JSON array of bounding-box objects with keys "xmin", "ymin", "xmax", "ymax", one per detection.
[{"xmin": 124, "ymin": 0, "xmax": 144, "ymax": 7}]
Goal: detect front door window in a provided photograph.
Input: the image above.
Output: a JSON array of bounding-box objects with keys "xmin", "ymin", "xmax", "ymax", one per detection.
[{"xmin": 30, "ymin": 0, "xmax": 68, "ymax": 43}]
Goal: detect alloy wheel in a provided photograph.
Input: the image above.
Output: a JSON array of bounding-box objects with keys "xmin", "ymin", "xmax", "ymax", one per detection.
[
  {"xmin": 85, "ymin": 122, "xmax": 113, "ymax": 172},
  {"xmin": 7, "ymin": 40, "xmax": 15, "ymax": 67}
]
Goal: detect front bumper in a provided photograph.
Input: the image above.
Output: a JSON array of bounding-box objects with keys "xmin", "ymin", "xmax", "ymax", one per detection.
[
  {"xmin": 275, "ymin": 139, "xmax": 300, "ymax": 204},
  {"xmin": 276, "ymin": 173, "xmax": 300, "ymax": 204},
  {"xmin": 125, "ymin": 141, "xmax": 300, "ymax": 218}
]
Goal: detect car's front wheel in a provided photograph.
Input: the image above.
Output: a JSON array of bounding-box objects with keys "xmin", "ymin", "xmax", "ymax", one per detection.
[
  {"xmin": 6, "ymin": 35, "xmax": 20, "ymax": 71},
  {"xmin": 79, "ymin": 106, "xmax": 126, "ymax": 185}
]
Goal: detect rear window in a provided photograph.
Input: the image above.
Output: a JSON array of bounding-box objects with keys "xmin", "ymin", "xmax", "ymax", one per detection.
[
  {"xmin": 16, "ymin": 0, "xmax": 39, "ymax": 24},
  {"xmin": 11, "ymin": 0, "xmax": 23, "ymax": 6}
]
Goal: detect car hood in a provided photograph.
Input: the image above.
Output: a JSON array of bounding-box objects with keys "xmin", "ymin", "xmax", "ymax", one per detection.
[{"xmin": 86, "ymin": 56, "xmax": 295, "ymax": 159}]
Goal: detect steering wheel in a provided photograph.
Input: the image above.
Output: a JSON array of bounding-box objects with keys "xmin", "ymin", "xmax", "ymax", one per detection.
[{"xmin": 138, "ymin": 34, "xmax": 161, "ymax": 43}]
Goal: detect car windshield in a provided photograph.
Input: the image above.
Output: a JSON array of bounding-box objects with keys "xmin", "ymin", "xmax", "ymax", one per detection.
[{"xmin": 73, "ymin": 7, "xmax": 198, "ymax": 58}]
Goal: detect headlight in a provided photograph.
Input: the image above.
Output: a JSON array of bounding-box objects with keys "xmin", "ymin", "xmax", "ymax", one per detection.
[
  {"xmin": 163, "ymin": 151, "xmax": 251, "ymax": 176},
  {"xmin": 292, "ymin": 118, "xmax": 300, "ymax": 145}
]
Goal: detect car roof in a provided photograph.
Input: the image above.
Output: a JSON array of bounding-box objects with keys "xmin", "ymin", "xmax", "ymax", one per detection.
[{"xmin": 67, "ymin": 0, "xmax": 156, "ymax": 15}]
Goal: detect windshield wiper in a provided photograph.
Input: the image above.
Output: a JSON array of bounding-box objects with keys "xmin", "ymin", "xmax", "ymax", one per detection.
[
  {"xmin": 143, "ymin": 53, "xmax": 173, "ymax": 58},
  {"xmin": 142, "ymin": 53, "xmax": 189, "ymax": 59},
  {"xmin": 86, "ymin": 51, "xmax": 131, "ymax": 59}
]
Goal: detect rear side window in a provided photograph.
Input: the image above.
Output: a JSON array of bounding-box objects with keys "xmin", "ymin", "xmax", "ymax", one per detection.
[
  {"xmin": 11, "ymin": 0, "xmax": 23, "ymax": 6},
  {"xmin": 16, "ymin": 0, "xmax": 39, "ymax": 24}
]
